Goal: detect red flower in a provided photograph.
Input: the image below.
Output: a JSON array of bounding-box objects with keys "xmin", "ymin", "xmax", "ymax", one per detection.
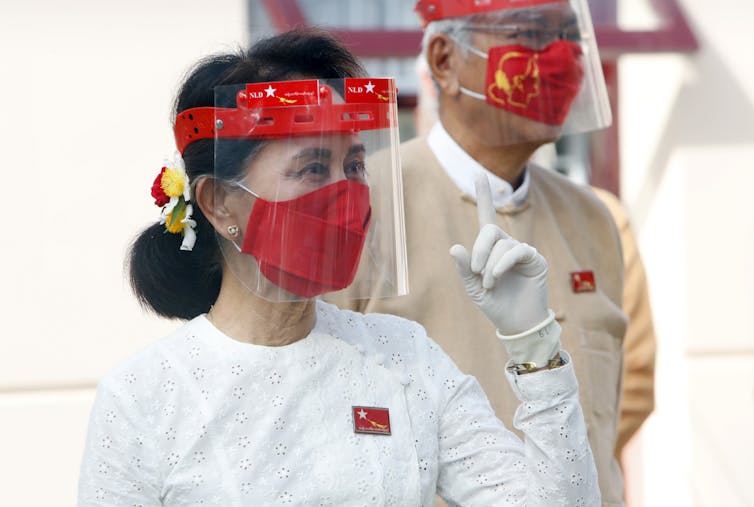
[{"xmin": 151, "ymin": 167, "xmax": 170, "ymax": 207}]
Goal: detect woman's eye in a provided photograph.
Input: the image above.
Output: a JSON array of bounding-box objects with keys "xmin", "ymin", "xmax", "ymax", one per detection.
[
  {"xmin": 345, "ymin": 159, "xmax": 367, "ymax": 180},
  {"xmin": 299, "ymin": 162, "xmax": 329, "ymax": 178}
]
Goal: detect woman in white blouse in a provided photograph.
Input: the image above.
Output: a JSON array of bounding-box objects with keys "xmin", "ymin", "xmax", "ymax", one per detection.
[{"xmin": 78, "ymin": 28, "xmax": 600, "ymax": 506}]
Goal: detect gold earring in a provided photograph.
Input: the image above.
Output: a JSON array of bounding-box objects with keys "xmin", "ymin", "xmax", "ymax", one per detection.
[{"xmin": 227, "ymin": 225, "xmax": 239, "ymax": 237}]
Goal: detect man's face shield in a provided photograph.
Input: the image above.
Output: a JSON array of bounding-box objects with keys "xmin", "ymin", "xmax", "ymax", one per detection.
[
  {"xmin": 175, "ymin": 78, "xmax": 408, "ymax": 302},
  {"xmin": 455, "ymin": 5, "xmax": 582, "ymax": 51},
  {"xmin": 421, "ymin": 0, "xmax": 611, "ymax": 145}
]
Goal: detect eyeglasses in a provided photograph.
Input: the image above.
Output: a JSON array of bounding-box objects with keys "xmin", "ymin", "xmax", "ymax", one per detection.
[{"xmin": 459, "ymin": 23, "xmax": 583, "ymax": 49}]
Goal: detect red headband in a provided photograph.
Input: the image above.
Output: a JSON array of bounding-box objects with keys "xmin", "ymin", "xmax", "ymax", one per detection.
[
  {"xmin": 174, "ymin": 78, "xmax": 397, "ymax": 154},
  {"xmin": 415, "ymin": 0, "xmax": 568, "ymax": 27}
]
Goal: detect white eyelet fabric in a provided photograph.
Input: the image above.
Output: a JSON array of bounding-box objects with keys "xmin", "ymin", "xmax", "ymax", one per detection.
[{"xmin": 78, "ymin": 300, "xmax": 598, "ymax": 506}]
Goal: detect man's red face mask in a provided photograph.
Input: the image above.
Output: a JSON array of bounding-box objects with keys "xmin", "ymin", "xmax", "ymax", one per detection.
[{"xmin": 457, "ymin": 39, "xmax": 584, "ymax": 126}]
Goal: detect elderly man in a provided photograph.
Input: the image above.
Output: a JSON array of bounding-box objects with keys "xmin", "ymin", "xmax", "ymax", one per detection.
[{"xmin": 341, "ymin": 0, "xmax": 632, "ymax": 504}]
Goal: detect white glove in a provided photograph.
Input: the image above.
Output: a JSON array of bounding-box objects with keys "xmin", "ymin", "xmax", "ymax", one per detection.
[{"xmin": 450, "ymin": 174, "xmax": 561, "ymax": 366}]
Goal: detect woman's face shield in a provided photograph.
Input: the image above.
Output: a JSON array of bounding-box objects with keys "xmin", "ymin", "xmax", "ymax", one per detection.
[
  {"xmin": 177, "ymin": 78, "xmax": 407, "ymax": 302},
  {"xmin": 427, "ymin": 0, "xmax": 611, "ymax": 145}
]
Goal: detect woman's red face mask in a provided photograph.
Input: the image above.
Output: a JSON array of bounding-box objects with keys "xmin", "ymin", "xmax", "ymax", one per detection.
[{"xmin": 240, "ymin": 179, "xmax": 372, "ymax": 298}]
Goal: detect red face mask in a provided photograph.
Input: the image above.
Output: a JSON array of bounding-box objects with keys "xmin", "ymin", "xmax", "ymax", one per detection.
[
  {"xmin": 241, "ymin": 180, "xmax": 372, "ymax": 298},
  {"xmin": 459, "ymin": 40, "xmax": 584, "ymax": 126}
]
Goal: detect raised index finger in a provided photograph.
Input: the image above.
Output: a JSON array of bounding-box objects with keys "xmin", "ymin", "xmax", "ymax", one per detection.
[{"xmin": 475, "ymin": 173, "xmax": 497, "ymax": 229}]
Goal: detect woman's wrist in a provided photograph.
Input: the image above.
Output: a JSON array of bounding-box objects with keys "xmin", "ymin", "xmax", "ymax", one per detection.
[
  {"xmin": 495, "ymin": 309, "xmax": 556, "ymax": 341},
  {"xmin": 496, "ymin": 309, "xmax": 562, "ymax": 371},
  {"xmin": 506, "ymin": 352, "xmax": 566, "ymax": 375}
]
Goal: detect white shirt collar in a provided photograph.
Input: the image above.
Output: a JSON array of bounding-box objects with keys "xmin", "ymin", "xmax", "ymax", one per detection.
[{"xmin": 426, "ymin": 121, "xmax": 530, "ymax": 208}]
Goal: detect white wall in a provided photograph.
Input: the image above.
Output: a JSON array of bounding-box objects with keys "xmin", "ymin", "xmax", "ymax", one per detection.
[
  {"xmin": 0, "ymin": 1, "xmax": 247, "ymax": 504},
  {"xmin": 619, "ymin": 1, "xmax": 754, "ymax": 506}
]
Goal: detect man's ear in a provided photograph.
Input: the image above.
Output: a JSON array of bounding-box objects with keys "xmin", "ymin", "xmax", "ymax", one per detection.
[
  {"xmin": 195, "ymin": 177, "xmax": 239, "ymax": 241},
  {"xmin": 426, "ymin": 33, "xmax": 461, "ymax": 96}
]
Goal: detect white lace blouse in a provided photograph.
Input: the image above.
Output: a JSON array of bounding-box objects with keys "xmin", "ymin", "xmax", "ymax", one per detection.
[{"xmin": 78, "ymin": 301, "xmax": 599, "ymax": 506}]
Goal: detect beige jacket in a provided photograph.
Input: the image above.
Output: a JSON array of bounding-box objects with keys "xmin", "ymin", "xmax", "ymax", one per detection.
[
  {"xmin": 339, "ymin": 137, "xmax": 628, "ymax": 505},
  {"xmin": 592, "ymin": 187, "xmax": 657, "ymax": 456}
]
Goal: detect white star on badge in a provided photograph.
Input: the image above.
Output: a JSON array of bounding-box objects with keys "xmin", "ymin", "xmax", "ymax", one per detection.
[
  {"xmin": 357, "ymin": 408, "xmax": 368, "ymax": 419},
  {"xmin": 265, "ymin": 85, "xmax": 276, "ymax": 97},
  {"xmin": 364, "ymin": 81, "xmax": 375, "ymax": 93}
]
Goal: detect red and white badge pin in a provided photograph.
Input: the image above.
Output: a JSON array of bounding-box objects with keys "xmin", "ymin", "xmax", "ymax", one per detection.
[
  {"xmin": 570, "ymin": 270, "xmax": 596, "ymax": 293},
  {"xmin": 352, "ymin": 406, "xmax": 391, "ymax": 435}
]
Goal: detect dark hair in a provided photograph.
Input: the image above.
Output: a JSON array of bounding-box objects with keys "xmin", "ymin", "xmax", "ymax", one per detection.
[{"xmin": 128, "ymin": 28, "xmax": 366, "ymax": 320}]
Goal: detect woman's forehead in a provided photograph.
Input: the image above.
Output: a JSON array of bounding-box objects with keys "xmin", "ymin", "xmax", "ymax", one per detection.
[
  {"xmin": 277, "ymin": 134, "xmax": 364, "ymax": 152},
  {"xmin": 249, "ymin": 133, "xmax": 365, "ymax": 167}
]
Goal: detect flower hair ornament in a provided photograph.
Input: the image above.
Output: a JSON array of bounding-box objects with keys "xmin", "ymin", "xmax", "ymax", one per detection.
[{"xmin": 150, "ymin": 151, "xmax": 197, "ymax": 251}]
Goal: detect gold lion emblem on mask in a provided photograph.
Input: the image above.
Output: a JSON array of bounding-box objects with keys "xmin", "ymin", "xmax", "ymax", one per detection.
[{"xmin": 487, "ymin": 51, "xmax": 540, "ymax": 108}]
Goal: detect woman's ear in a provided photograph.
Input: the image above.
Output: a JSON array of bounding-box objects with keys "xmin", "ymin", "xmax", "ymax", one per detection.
[
  {"xmin": 426, "ymin": 33, "xmax": 461, "ymax": 97},
  {"xmin": 195, "ymin": 177, "xmax": 241, "ymax": 241}
]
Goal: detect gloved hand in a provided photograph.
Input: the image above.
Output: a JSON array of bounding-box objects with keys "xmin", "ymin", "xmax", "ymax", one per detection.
[{"xmin": 450, "ymin": 174, "xmax": 561, "ymax": 367}]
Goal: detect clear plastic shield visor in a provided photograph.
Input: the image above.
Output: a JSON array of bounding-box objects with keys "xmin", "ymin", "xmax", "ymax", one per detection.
[
  {"xmin": 440, "ymin": 0, "xmax": 611, "ymax": 145},
  {"xmin": 205, "ymin": 78, "xmax": 407, "ymax": 302}
]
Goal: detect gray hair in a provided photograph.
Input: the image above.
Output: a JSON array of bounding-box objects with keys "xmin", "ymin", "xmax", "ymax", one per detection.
[
  {"xmin": 419, "ymin": 11, "xmax": 520, "ymax": 97},
  {"xmin": 419, "ymin": 16, "xmax": 478, "ymax": 95},
  {"xmin": 420, "ymin": 18, "xmax": 473, "ymax": 63},
  {"xmin": 420, "ymin": 10, "xmax": 518, "ymax": 63}
]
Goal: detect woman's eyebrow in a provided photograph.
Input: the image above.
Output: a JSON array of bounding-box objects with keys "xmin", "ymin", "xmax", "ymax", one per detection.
[
  {"xmin": 293, "ymin": 147, "xmax": 332, "ymax": 160},
  {"xmin": 348, "ymin": 144, "xmax": 366, "ymax": 157}
]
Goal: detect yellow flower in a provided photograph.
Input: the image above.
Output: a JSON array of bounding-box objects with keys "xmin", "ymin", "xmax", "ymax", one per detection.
[
  {"xmin": 165, "ymin": 204, "xmax": 187, "ymax": 233},
  {"xmin": 160, "ymin": 167, "xmax": 186, "ymax": 198}
]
